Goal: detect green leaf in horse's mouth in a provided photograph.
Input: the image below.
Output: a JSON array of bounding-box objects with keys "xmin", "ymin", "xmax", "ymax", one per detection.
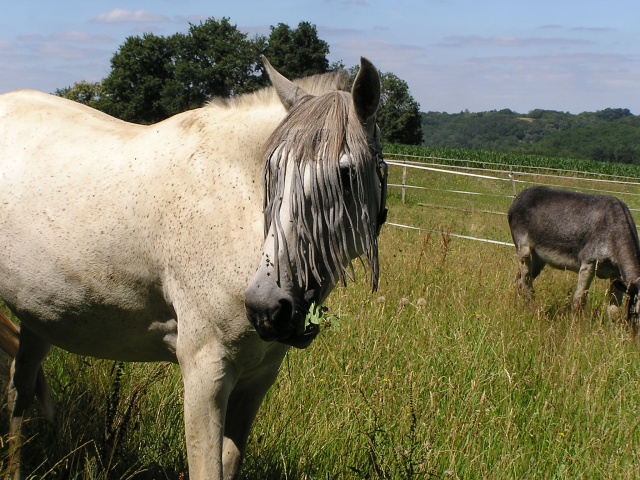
[{"xmin": 298, "ymin": 302, "xmax": 340, "ymax": 335}]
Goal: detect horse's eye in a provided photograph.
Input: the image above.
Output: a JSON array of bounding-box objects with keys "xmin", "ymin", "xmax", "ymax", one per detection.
[{"xmin": 340, "ymin": 167, "xmax": 353, "ymax": 196}]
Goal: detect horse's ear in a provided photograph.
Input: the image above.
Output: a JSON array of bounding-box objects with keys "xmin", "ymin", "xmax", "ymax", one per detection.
[
  {"xmin": 262, "ymin": 55, "xmax": 307, "ymax": 111},
  {"xmin": 351, "ymin": 57, "xmax": 380, "ymax": 123}
]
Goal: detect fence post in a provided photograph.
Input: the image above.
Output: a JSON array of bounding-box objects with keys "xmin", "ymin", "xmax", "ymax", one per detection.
[
  {"xmin": 509, "ymin": 166, "xmax": 516, "ymax": 197},
  {"xmin": 402, "ymin": 163, "xmax": 407, "ymax": 204}
]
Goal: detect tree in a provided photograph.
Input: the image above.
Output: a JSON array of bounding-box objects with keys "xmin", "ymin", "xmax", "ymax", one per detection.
[
  {"xmin": 54, "ymin": 81, "xmax": 102, "ymax": 108},
  {"xmin": 595, "ymin": 108, "xmax": 633, "ymax": 122},
  {"xmin": 96, "ymin": 32, "xmax": 179, "ymax": 123},
  {"xmin": 96, "ymin": 18, "xmax": 265, "ymax": 124},
  {"xmin": 420, "ymin": 107, "xmax": 639, "ymax": 164},
  {"xmin": 265, "ymin": 22, "xmax": 330, "ymax": 78},
  {"xmin": 174, "ymin": 18, "xmax": 266, "ymax": 101},
  {"xmin": 352, "ymin": 69, "xmax": 422, "ymax": 145},
  {"xmin": 56, "ymin": 19, "xmax": 337, "ymax": 124}
]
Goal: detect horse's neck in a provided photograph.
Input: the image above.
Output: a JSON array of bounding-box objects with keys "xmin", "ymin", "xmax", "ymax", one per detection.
[
  {"xmin": 143, "ymin": 103, "xmax": 286, "ymax": 246},
  {"xmin": 171, "ymin": 104, "xmax": 285, "ymax": 185}
]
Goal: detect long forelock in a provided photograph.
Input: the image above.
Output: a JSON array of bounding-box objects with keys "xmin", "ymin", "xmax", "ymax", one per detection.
[{"xmin": 262, "ymin": 91, "xmax": 380, "ymax": 291}]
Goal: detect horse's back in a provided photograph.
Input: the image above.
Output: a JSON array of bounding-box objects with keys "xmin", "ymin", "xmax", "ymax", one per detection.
[
  {"xmin": 0, "ymin": 90, "xmax": 142, "ymax": 135},
  {"xmin": 0, "ymin": 91, "xmax": 180, "ymax": 360}
]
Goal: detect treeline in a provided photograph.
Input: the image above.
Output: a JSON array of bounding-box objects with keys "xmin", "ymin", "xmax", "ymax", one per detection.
[
  {"xmin": 421, "ymin": 108, "xmax": 640, "ymax": 164},
  {"xmin": 56, "ymin": 17, "xmax": 423, "ymax": 145}
]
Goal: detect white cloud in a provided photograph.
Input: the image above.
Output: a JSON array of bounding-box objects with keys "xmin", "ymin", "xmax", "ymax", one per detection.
[
  {"xmin": 50, "ymin": 31, "xmax": 114, "ymax": 44},
  {"xmin": 34, "ymin": 43, "xmax": 106, "ymax": 61},
  {"xmin": 331, "ymin": 38, "xmax": 428, "ymax": 70},
  {"xmin": 0, "ymin": 40, "xmax": 16, "ymax": 50},
  {"xmin": 92, "ymin": 9, "xmax": 169, "ymax": 24},
  {"xmin": 436, "ymin": 35, "xmax": 592, "ymax": 48}
]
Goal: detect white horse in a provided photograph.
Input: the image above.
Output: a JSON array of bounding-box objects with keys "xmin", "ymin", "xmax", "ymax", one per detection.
[{"xmin": 0, "ymin": 56, "xmax": 386, "ymax": 479}]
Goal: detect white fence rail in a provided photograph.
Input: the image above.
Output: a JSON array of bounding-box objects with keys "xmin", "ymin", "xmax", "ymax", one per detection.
[{"xmin": 383, "ymin": 155, "xmax": 640, "ymax": 247}]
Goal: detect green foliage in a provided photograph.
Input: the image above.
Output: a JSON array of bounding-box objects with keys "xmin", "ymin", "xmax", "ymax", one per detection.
[
  {"xmin": 76, "ymin": 19, "xmax": 335, "ymax": 124},
  {"xmin": 378, "ymin": 72, "xmax": 423, "ymax": 145},
  {"xmin": 174, "ymin": 19, "xmax": 266, "ymax": 100},
  {"xmin": 348, "ymin": 67, "xmax": 423, "ymax": 145},
  {"xmin": 530, "ymin": 120, "xmax": 640, "ymax": 164},
  {"xmin": 265, "ymin": 22, "xmax": 330, "ymax": 79},
  {"xmin": 95, "ymin": 32, "xmax": 183, "ymax": 123},
  {"xmin": 421, "ymin": 108, "xmax": 640, "ymax": 165},
  {"xmin": 53, "ymin": 17, "xmax": 421, "ymax": 141},
  {"xmin": 54, "ymin": 81, "xmax": 102, "ymax": 108},
  {"xmin": 384, "ymin": 143, "xmax": 640, "ymax": 178},
  {"xmin": 95, "ymin": 18, "xmax": 265, "ymax": 123},
  {"xmin": 301, "ymin": 303, "xmax": 340, "ymax": 334}
]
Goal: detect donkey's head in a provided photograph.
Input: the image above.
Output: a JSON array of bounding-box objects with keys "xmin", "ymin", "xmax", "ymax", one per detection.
[{"xmin": 611, "ymin": 279, "xmax": 640, "ymax": 335}]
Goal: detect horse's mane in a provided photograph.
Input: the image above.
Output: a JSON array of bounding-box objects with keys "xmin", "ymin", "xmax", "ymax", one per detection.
[
  {"xmin": 262, "ymin": 90, "xmax": 380, "ymax": 292},
  {"xmin": 208, "ymin": 70, "xmax": 349, "ymax": 110}
]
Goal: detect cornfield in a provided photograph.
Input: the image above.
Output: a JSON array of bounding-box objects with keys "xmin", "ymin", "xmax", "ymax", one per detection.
[{"xmin": 385, "ymin": 143, "xmax": 640, "ymax": 179}]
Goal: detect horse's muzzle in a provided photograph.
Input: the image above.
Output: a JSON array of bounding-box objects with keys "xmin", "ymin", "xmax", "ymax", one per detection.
[{"xmin": 244, "ymin": 294, "xmax": 319, "ymax": 349}]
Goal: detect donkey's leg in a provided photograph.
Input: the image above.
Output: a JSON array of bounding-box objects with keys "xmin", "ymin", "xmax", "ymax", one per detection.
[
  {"xmin": 573, "ymin": 262, "xmax": 595, "ymax": 312},
  {"xmin": 7, "ymin": 325, "xmax": 51, "ymax": 480},
  {"xmin": 515, "ymin": 244, "xmax": 543, "ymax": 303}
]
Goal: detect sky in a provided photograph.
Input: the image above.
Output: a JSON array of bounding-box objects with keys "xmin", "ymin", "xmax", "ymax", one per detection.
[{"xmin": 1, "ymin": 1, "xmax": 638, "ymax": 114}]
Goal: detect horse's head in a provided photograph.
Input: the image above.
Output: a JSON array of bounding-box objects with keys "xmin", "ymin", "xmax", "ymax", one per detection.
[{"xmin": 244, "ymin": 56, "xmax": 386, "ymax": 349}]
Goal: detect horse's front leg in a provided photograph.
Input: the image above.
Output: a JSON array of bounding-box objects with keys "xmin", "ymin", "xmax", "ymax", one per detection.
[
  {"xmin": 222, "ymin": 342, "xmax": 288, "ymax": 475},
  {"xmin": 178, "ymin": 338, "xmax": 236, "ymax": 480}
]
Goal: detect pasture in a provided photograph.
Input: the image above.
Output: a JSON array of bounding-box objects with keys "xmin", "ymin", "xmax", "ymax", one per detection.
[{"xmin": 3, "ymin": 148, "xmax": 640, "ymax": 479}]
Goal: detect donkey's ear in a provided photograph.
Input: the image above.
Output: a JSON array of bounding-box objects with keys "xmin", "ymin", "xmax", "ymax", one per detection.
[
  {"xmin": 351, "ymin": 57, "xmax": 380, "ymax": 123},
  {"xmin": 262, "ymin": 55, "xmax": 307, "ymax": 111}
]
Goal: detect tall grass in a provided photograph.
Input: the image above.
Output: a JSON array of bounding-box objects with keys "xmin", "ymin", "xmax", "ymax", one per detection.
[
  {"xmin": 0, "ymin": 350, "xmax": 186, "ymax": 479},
  {"xmin": 245, "ymin": 228, "xmax": 640, "ymax": 479},
  {"xmin": 3, "ymin": 154, "xmax": 640, "ymax": 479}
]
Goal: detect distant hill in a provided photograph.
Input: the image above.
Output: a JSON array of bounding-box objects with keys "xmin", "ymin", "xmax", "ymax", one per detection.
[{"xmin": 421, "ymin": 108, "xmax": 640, "ymax": 164}]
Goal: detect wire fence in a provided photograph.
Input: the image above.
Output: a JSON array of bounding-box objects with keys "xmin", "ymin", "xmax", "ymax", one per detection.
[
  {"xmin": 383, "ymin": 154, "xmax": 640, "ymax": 247},
  {"xmin": 388, "ymin": 153, "xmax": 640, "ymax": 183}
]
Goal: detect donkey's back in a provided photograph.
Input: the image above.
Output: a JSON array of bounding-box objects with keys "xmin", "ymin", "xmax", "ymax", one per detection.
[{"xmin": 508, "ymin": 186, "xmax": 640, "ymax": 317}]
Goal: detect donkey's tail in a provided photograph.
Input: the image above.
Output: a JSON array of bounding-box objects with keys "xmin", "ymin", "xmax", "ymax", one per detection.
[{"xmin": 0, "ymin": 308, "xmax": 52, "ymax": 420}]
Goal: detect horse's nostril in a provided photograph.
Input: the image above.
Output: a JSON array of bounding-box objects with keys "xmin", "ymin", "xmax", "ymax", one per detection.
[
  {"xmin": 244, "ymin": 292, "xmax": 296, "ymax": 340},
  {"xmin": 273, "ymin": 298, "xmax": 293, "ymax": 325}
]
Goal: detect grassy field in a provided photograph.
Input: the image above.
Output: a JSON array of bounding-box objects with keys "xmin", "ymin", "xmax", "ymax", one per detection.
[{"xmin": 3, "ymin": 150, "xmax": 640, "ymax": 479}]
